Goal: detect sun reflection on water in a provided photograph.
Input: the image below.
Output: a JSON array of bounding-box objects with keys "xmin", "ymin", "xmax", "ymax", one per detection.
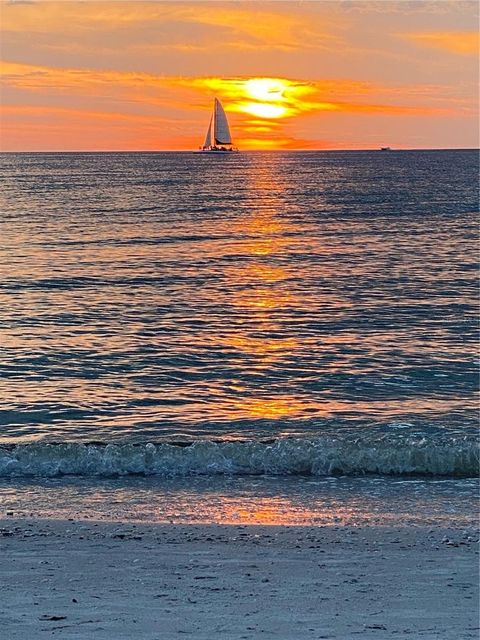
[{"xmin": 219, "ymin": 158, "xmax": 317, "ymax": 424}]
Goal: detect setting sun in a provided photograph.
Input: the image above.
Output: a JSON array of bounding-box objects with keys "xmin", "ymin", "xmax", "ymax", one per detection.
[
  {"xmin": 236, "ymin": 78, "xmax": 300, "ymax": 119},
  {"xmin": 244, "ymin": 78, "xmax": 288, "ymax": 103},
  {"xmin": 238, "ymin": 102, "xmax": 287, "ymax": 119}
]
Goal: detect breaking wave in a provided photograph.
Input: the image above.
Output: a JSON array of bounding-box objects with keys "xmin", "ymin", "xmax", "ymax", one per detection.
[{"xmin": 0, "ymin": 436, "xmax": 478, "ymax": 478}]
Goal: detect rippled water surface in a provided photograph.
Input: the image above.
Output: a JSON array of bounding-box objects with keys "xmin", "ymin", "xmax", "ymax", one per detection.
[
  {"xmin": 1, "ymin": 150, "xmax": 478, "ymax": 452},
  {"xmin": 1, "ymin": 476, "xmax": 478, "ymax": 527}
]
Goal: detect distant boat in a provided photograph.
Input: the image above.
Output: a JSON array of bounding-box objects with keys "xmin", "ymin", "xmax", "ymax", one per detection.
[
  {"xmin": 380, "ymin": 147, "xmax": 392, "ymax": 151},
  {"xmin": 199, "ymin": 98, "xmax": 238, "ymax": 153}
]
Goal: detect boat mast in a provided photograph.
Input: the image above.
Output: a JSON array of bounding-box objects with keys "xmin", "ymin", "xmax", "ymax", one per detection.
[{"xmin": 213, "ymin": 98, "xmax": 217, "ymax": 147}]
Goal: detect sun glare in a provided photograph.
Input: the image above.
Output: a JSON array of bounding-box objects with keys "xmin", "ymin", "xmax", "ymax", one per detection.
[
  {"xmin": 239, "ymin": 102, "xmax": 287, "ymax": 118},
  {"xmin": 244, "ymin": 78, "xmax": 287, "ymax": 102},
  {"xmin": 240, "ymin": 78, "xmax": 294, "ymax": 119},
  {"xmin": 193, "ymin": 76, "xmax": 311, "ymax": 122}
]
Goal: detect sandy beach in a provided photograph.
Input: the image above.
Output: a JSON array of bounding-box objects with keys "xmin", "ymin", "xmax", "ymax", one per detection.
[{"xmin": 0, "ymin": 518, "xmax": 478, "ymax": 639}]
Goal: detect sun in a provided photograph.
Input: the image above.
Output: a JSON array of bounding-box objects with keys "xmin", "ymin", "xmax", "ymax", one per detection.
[
  {"xmin": 195, "ymin": 76, "xmax": 309, "ymax": 120},
  {"xmin": 237, "ymin": 78, "xmax": 293, "ymax": 119},
  {"xmin": 239, "ymin": 103, "xmax": 287, "ymax": 118},
  {"xmin": 244, "ymin": 78, "xmax": 287, "ymax": 102}
]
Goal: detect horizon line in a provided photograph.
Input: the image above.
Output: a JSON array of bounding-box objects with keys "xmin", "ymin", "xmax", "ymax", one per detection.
[{"xmin": 1, "ymin": 147, "xmax": 478, "ymax": 154}]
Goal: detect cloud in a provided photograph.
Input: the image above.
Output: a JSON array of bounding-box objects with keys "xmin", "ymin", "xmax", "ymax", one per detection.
[
  {"xmin": 187, "ymin": 76, "xmax": 457, "ymax": 118},
  {"xmin": 0, "ymin": 61, "xmax": 461, "ymax": 120},
  {"xmin": 339, "ymin": 1, "xmax": 477, "ymax": 15},
  {"xmin": 0, "ymin": 60, "xmax": 474, "ymax": 151},
  {"xmin": 1, "ymin": 103, "xmax": 176, "ymax": 126},
  {"xmin": 1, "ymin": 1, "xmax": 341, "ymax": 52},
  {"xmin": 399, "ymin": 31, "xmax": 479, "ymax": 55}
]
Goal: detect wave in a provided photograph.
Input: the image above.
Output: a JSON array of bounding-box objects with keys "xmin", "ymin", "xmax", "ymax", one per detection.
[{"xmin": 0, "ymin": 436, "xmax": 477, "ymax": 478}]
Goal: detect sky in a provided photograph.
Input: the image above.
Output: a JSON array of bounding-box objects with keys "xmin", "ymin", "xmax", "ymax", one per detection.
[{"xmin": 0, "ymin": 0, "xmax": 478, "ymax": 151}]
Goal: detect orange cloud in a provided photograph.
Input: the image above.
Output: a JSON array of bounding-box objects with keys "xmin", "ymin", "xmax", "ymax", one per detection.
[
  {"xmin": 1, "ymin": 104, "xmax": 173, "ymax": 126},
  {"xmin": 1, "ymin": 1, "xmax": 340, "ymax": 52},
  {"xmin": 2, "ymin": 61, "xmax": 453, "ymax": 117},
  {"xmin": 0, "ymin": 104, "xmax": 195, "ymax": 151},
  {"xmin": 184, "ymin": 76, "xmax": 451, "ymax": 119},
  {"xmin": 0, "ymin": 61, "xmax": 470, "ymax": 151},
  {"xmin": 400, "ymin": 31, "xmax": 479, "ymax": 55}
]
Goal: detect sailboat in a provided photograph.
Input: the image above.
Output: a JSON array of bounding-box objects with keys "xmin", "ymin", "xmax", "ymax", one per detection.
[{"xmin": 199, "ymin": 98, "xmax": 238, "ymax": 153}]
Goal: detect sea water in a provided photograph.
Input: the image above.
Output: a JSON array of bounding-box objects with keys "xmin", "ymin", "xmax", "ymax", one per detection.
[{"xmin": 0, "ymin": 150, "xmax": 478, "ymax": 523}]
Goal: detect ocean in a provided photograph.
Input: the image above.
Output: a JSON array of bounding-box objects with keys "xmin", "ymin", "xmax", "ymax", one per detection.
[{"xmin": 1, "ymin": 149, "xmax": 478, "ymax": 524}]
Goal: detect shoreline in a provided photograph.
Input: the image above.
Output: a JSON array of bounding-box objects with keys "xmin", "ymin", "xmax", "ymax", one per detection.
[{"xmin": 1, "ymin": 518, "xmax": 478, "ymax": 639}]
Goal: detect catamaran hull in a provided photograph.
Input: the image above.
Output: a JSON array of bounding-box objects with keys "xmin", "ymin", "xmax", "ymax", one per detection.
[{"xmin": 198, "ymin": 149, "xmax": 239, "ymax": 154}]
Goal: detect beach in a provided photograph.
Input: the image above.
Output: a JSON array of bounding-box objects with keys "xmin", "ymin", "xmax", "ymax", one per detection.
[{"xmin": 1, "ymin": 517, "xmax": 478, "ymax": 639}]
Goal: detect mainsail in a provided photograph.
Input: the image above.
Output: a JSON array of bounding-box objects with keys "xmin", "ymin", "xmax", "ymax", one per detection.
[{"xmin": 213, "ymin": 98, "xmax": 232, "ymax": 145}]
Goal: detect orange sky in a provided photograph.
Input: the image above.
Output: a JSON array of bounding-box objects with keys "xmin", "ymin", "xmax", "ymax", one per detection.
[{"xmin": 0, "ymin": 0, "xmax": 478, "ymax": 151}]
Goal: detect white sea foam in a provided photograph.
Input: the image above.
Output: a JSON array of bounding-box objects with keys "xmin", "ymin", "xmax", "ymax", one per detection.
[{"xmin": 0, "ymin": 436, "xmax": 477, "ymax": 478}]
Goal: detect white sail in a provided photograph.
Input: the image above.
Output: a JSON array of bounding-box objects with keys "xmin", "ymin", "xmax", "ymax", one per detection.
[
  {"xmin": 203, "ymin": 116, "xmax": 212, "ymax": 147},
  {"xmin": 213, "ymin": 98, "xmax": 232, "ymax": 145}
]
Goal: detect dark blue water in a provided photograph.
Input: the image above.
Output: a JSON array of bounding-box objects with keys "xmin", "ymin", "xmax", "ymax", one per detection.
[{"xmin": 0, "ymin": 150, "xmax": 478, "ymax": 477}]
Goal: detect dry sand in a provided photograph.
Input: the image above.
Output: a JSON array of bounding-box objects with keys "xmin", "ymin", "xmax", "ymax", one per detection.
[{"xmin": 0, "ymin": 518, "xmax": 478, "ymax": 639}]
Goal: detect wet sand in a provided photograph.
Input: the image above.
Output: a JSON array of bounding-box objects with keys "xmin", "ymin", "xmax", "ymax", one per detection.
[{"xmin": 0, "ymin": 518, "xmax": 478, "ymax": 639}]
